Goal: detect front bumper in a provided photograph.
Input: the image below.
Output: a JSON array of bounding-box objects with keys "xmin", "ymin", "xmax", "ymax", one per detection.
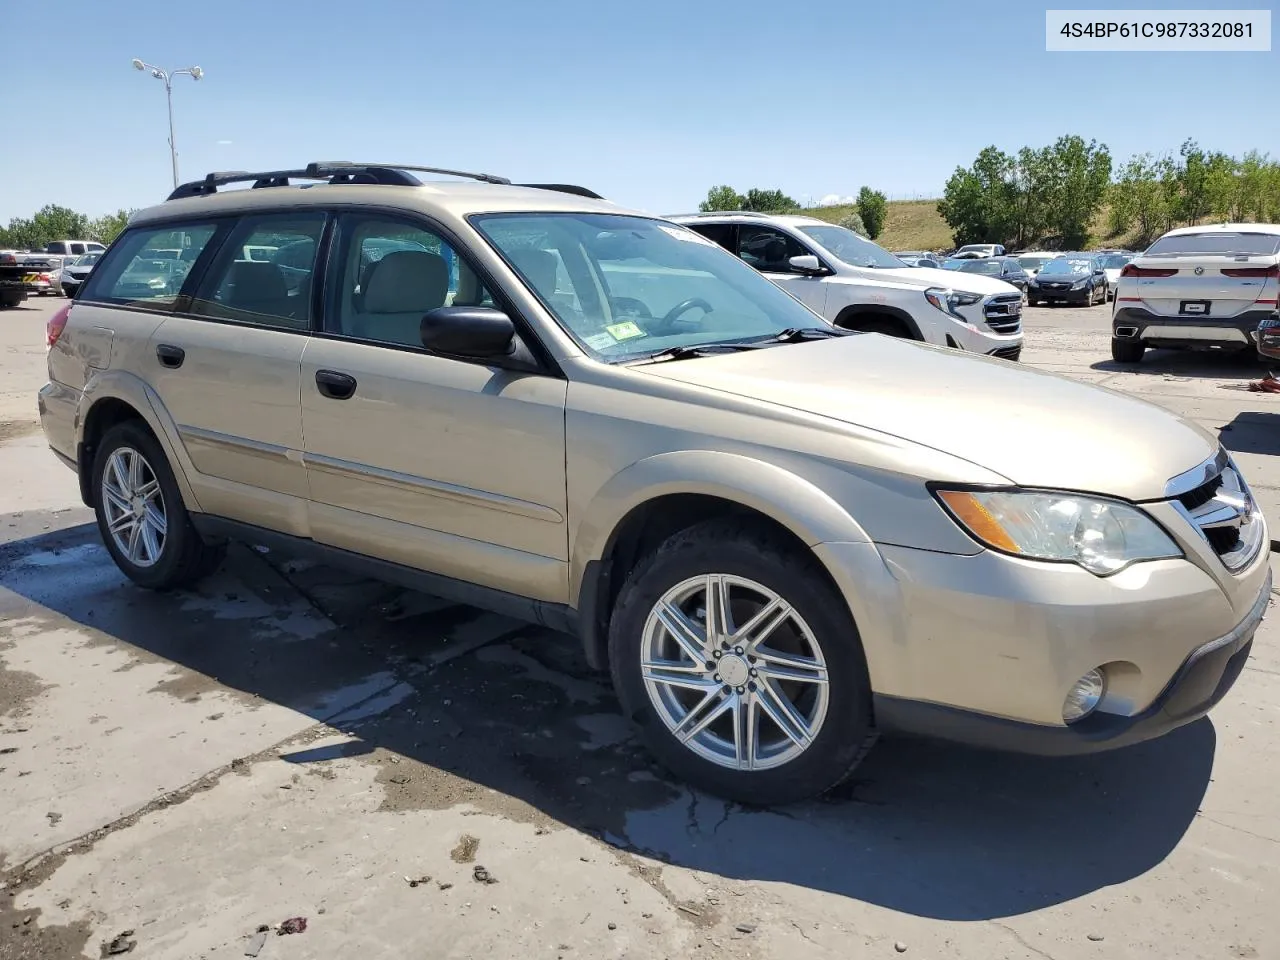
[
  {"xmin": 1031, "ymin": 283, "xmax": 1090, "ymax": 303},
  {"xmin": 817, "ymin": 519, "xmax": 1270, "ymax": 754},
  {"xmin": 1114, "ymin": 305, "xmax": 1272, "ymax": 351},
  {"xmin": 874, "ymin": 565, "xmax": 1269, "ymax": 755}
]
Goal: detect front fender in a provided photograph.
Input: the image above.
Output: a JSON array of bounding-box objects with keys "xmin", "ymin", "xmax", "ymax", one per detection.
[
  {"xmin": 569, "ymin": 449, "xmax": 872, "ymax": 606},
  {"xmin": 77, "ymin": 369, "xmax": 203, "ymax": 512}
]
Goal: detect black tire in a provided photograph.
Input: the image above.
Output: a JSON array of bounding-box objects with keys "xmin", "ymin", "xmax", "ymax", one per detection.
[
  {"xmin": 1111, "ymin": 338, "xmax": 1144, "ymax": 364},
  {"xmin": 91, "ymin": 421, "xmax": 226, "ymax": 590},
  {"xmin": 608, "ymin": 518, "xmax": 874, "ymax": 805}
]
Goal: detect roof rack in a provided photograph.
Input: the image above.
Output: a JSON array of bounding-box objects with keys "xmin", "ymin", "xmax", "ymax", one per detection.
[
  {"xmin": 517, "ymin": 183, "xmax": 604, "ymax": 200},
  {"xmin": 167, "ymin": 161, "xmax": 602, "ymax": 203}
]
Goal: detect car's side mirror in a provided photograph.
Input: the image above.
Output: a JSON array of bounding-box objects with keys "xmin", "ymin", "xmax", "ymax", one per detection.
[
  {"xmin": 421, "ymin": 306, "xmax": 516, "ymax": 359},
  {"xmin": 789, "ymin": 254, "xmax": 825, "ymax": 275}
]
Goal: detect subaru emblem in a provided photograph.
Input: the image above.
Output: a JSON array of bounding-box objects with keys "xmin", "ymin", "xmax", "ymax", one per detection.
[{"xmin": 1195, "ymin": 266, "xmax": 1205, "ymax": 275}]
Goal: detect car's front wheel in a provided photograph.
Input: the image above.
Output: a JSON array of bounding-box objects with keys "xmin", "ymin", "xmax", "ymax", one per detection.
[
  {"xmin": 92, "ymin": 421, "xmax": 226, "ymax": 590},
  {"xmin": 608, "ymin": 519, "xmax": 874, "ymax": 805}
]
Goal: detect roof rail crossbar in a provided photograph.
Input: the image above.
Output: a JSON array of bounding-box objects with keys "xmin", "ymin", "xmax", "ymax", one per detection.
[
  {"xmin": 317, "ymin": 161, "xmax": 511, "ymax": 185},
  {"xmin": 516, "ymin": 183, "xmax": 604, "ymax": 200},
  {"xmin": 167, "ymin": 160, "xmax": 509, "ymax": 201},
  {"xmin": 167, "ymin": 167, "xmax": 346, "ymax": 200}
]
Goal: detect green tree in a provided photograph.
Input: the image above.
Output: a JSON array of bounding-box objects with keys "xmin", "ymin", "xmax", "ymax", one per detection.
[
  {"xmin": 855, "ymin": 187, "xmax": 888, "ymax": 239},
  {"xmin": 937, "ymin": 146, "xmax": 1019, "ymax": 247},
  {"xmin": 741, "ymin": 188, "xmax": 797, "ymax": 212},
  {"xmin": 838, "ymin": 210, "xmax": 867, "ymax": 236},
  {"xmin": 1108, "ymin": 153, "xmax": 1167, "ymax": 244},
  {"xmin": 698, "ymin": 185, "xmax": 745, "ymax": 212},
  {"xmin": 1044, "ymin": 135, "xmax": 1111, "ymax": 249},
  {"xmin": 89, "ymin": 209, "xmax": 134, "ymax": 245}
]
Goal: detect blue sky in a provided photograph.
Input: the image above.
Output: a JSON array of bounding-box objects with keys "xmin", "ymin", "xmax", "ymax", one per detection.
[{"xmin": 0, "ymin": 0, "xmax": 1274, "ymax": 222}]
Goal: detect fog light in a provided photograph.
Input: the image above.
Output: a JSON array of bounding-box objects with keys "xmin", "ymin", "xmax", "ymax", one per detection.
[{"xmin": 1062, "ymin": 669, "xmax": 1106, "ymax": 723}]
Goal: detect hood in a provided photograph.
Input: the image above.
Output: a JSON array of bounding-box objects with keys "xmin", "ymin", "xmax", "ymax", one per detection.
[
  {"xmin": 639, "ymin": 335, "xmax": 1216, "ymax": 500},
  {"xmin": 874, "ymin": 265, "xmax": 1020, "ymax": 296}
]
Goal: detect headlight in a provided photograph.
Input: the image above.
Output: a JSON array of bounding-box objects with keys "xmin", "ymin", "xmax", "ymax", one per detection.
[
  {"xmin": 925, "ymin": 287, "xmax": 983, "ymax": 320},
  {"xmin": 934, "ymin": 488, "xmax": 1181, "ymax": 575},
  {"xmin": 1070, "ymin": 279, "xmax": 1087, "ymax": 289}
]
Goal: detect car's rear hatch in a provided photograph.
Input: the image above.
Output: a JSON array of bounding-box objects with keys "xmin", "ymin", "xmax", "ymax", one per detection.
[{"xmin": 1121, "ymin": 230, "xmax": 1280, "ymax": 318}]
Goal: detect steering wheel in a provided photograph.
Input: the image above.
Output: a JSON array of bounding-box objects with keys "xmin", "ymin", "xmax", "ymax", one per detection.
[
  {"xmin": 610, "ymin": 296, "xmax": 653, "ymax": 319},
  {"xmin": 657, "ymin": 297, "xmax": 713, "ymax": 331}
]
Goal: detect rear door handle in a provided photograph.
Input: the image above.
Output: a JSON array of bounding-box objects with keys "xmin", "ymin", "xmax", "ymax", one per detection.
[
  {"xmin": 156, "ymin": 344, "xmax": 185, "ymax": 368},
  {"xmin": 315, "ymin": 369, "xmax": 357, "ymax": 400}
]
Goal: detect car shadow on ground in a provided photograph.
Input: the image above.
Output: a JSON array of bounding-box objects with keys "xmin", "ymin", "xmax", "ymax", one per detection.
[
  {"xmin": 0, "ymin": 517, "xmax": 1215, "ymax": 922},
  {"xmin": 1091, "ymin": 348, "xmax": 1263, "ymax": 379},
  {"xmin": 1220, "ymin": 410, "xmax": 1280, "ymax": 458}
]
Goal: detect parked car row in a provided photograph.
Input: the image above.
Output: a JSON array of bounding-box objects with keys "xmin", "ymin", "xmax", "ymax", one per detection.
[{"xmin": 0, "ymin": 239, "xmax": 107, "ymax": 304}]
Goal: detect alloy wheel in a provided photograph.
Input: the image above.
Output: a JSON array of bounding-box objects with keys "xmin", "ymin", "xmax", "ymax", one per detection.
[
  {"xmin": 640, "ymin": 574, "xmax": 830, "ymax": 771},
  {"xmin": 101, "ymin": 447, "xmax": 167, "ymax": 568}
]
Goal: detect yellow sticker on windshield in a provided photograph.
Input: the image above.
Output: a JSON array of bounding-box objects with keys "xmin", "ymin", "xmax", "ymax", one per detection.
[{"xmin": 605, "ymin": 321, "xmax": 646, "ymax": 341}]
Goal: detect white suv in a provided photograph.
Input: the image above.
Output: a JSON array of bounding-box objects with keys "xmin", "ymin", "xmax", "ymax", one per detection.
[
  {"xmin": 672, "ymin": 213, "xmax": 1024, "ymax": 360},
  {"xmin": 1111, "ymin": 224, "xmax": 1280, "ymax": 364}
]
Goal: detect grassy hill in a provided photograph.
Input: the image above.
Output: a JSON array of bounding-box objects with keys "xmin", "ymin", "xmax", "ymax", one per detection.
[
  {"xmin": 800, "ymin": 200, "xmax": 953, "ymax": 252},
  {"xmin": 800, "ymin": 199, "xmax": 1143, "ymax": 253}
]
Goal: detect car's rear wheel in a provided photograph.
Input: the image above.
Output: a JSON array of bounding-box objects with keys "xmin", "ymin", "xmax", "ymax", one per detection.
[
  {"xmin": 1111, "ymin": 338, "xmax": 1145, "ymax": 364},
  {"xmin": 92, "ymin": 421, "xmax": 226, "ymax": 590},
  {"xmin": 608, "ymin": 519, "xmax": 874, "ymax": 805}
]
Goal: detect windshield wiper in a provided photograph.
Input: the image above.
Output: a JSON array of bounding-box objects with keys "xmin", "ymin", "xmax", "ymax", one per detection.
[
  {"xmin": 624, "ymin": 342, "xmax": 756, "ymax": 365},
  {"xmin": 760, "ymin": 327, "xmax": 852, "ymax": 344}
]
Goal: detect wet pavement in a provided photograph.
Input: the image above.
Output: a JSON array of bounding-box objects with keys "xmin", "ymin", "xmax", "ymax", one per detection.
[{"xmin": 2, "ymin": 297, "xmax": 1279, "ymax": 959}]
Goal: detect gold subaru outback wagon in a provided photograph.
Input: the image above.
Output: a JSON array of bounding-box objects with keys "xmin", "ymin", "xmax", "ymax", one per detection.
[{"xmin": 38, "ymin": 162, "xmax": 1270, "ymax": 804}]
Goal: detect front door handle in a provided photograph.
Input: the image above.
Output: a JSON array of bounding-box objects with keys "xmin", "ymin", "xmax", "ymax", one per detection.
[
  {"xmin": 156, "ymin": 344, "xmax": 185, "ymax": 368},
  {"xmin": 315, "ymin": 369, "xmax": 357, "ymax": 400}
]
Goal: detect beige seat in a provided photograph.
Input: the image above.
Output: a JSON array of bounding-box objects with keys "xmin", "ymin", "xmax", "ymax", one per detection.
[{"xmin": 348, "ymin": 250, "xmax": 449, "ymax": 345}]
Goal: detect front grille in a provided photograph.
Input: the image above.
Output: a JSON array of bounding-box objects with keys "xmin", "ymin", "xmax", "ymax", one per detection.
[
  {"xmin": 984, "ymin": 294, "xmax": 1023, "ymax": 334},
  {"xmin": 988, "ymin": 344, "xmax": 1022, "ymax": 361},
  {"xmin": 1173, "ymin": 460, "xmax": 1262, "ymax": 571}
]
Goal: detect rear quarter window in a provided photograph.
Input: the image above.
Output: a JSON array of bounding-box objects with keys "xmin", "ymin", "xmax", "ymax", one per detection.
[{"xmin": 78, "ymin": 223, "xmax": 219, "ymax": 310}]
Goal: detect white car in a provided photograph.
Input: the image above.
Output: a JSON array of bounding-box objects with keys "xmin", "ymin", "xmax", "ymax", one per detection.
[
  {"xmin": 1111, "ymin": 224, "xmax": 1280, "ymax": 364},
  {"xmin": 954, "ymin": 243, "xmax": 1005, "ymax": 258},
  {"xmin": 1097, "ymin": 252, "xmax": 1134, "ymax": 300},
  {"xmin": 672, "ymin": 213, "xmax": 1025, "ymax": 360},
  {"xmin": 1015, "ymin": 251, "xmax": 1063, "ymax": 279}
]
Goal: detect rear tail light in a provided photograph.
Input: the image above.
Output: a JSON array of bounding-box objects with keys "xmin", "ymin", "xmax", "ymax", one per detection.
[
  {"xmin": 1221, "ymin": 265, "xmax": 1280, "ymax": 278},
  {"xmin": 1120, "ymin": 264, "xmax": 1177, "ymax": 278},
  {"xmin": 47, "ymin": 303, "xmax": 71, "ymax": 347}
]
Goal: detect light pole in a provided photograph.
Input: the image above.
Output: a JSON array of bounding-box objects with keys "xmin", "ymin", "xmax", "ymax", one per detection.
[{"xmin": 131, "ymin": 59, "xmax": 204, "ymax": 190}]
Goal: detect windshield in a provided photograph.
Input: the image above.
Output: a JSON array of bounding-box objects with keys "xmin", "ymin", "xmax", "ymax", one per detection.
[
  {"xmin": 1099, "ymin": 254, "xmax": 1131, "ymax": 270},
  {"xmin": 795, "ymin": 225, "xmax": 905, "ymax": 268},
  {"xmin": 1040, "ymin": 258, "xmax": 1092, "ymax": 276},
  {"xmin": 940, "ymin": 258, "xmax": 966, "ymax": 270},
  {"xmin": 959, "ymin": 259, "xmax": 1005, "ymax": 276},
  {"xmin": 1018, "ymin": 255, "xmax": 1056, "ymax": 270},
  {"xmin": 1145, "ymin": 232, "xmax": 1280, "ymax": 257},
  {"xmin": 471, "ymin": 213, "xmax": 829, "ymax": 361},
  {"xmin": 74, "ymin": 253, "xmax": 102, "ymax": 267}
]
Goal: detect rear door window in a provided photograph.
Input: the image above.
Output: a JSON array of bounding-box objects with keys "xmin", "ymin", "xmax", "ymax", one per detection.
[
  {"xmin": 189, "ymin": 213, "xmax": 327, "ymax": 330},
  {"xmin": 78, "ymin": 223, "xmax": 219, "ymax": 310}
]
